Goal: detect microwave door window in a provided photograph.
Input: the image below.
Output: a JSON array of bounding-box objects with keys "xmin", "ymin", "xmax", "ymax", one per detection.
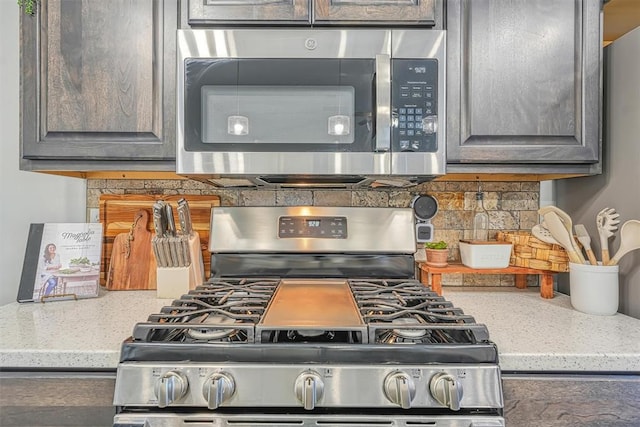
[
  {"xmin": 201, "ymin": 86, "xmax": 355, "ymax": 144},
  {"xmin": 183, "ymin": 58, "xmax": 375, "ymax": 153}
]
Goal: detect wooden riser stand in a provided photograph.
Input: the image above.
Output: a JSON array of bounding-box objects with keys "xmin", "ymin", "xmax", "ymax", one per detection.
[{"xmin": 418, "ymin": 263, "xmax": 556, "ymax": 299}]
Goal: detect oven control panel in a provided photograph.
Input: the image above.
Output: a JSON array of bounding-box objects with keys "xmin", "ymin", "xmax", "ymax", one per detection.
[
  {"xmin": 278, "ymin": 216, "xmax": 347, "ymax": 239},
  {"xmin": 113, "ymin": 363, "xmax": 503, "ymax": 410},
  {"xmin": 391, "ymin": 58, "xmax": 438, "ymax": 153}
]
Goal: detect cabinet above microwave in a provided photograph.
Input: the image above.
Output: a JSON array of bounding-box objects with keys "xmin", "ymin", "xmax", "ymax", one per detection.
[{"xmin": 185, "ymin": 0, "xmax": 442, "ymax": 28}]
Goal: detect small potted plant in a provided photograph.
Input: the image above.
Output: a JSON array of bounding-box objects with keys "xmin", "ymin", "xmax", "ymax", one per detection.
[{"xmin": 424, "ymin": 240, "xmax": 449, "ymax": 267}]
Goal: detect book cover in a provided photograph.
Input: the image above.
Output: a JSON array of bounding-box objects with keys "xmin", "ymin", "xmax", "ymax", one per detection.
[{"xmin": 18, "ymin": 223, "xmax": 103, "ymax": 303}]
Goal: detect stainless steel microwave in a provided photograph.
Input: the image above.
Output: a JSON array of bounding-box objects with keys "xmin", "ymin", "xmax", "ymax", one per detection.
[{"xmin": 177, "ymin": 29, "xmax": 446, "ymax": 187}]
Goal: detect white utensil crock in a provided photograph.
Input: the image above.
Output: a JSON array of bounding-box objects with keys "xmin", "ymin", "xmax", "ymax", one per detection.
[{"xmin": 569, "ymin": 262, "xmax": 619, "ymax": 316}]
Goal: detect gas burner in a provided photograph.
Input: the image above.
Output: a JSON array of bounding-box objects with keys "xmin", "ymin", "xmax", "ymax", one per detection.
[
  {"xmin": 362, "ymin": 307, "xmax": 475, "ymax": 325},
  {"xmin": 349, "ymin": 279, "xmax": 439, "ymax": 296},
  {"xmin": 194, "ymin": 278, "xmax": 279, "ymax": 295},
  {"xmin": 186, "ymin": 314, "xmax": 240, "ymax": 341},
  {"xmin": 391, "ymin": 318, "xmax": 427, "ymax": 339},
  {"xmin": 374, "ymin": 324, "xmax": 473, "ymax": 344},
  {"xmin": 133, "ymin": 279, "xmax": 279, "ymax": 344},
  {"xmin": 349, "ymin": 280, "xmax": 447, "ymax": 307}
]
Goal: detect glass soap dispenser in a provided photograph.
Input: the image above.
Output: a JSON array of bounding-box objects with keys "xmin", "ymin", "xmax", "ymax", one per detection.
[{"xmin": 472, "ymin": 191, "xmax": 489, "ymax": 241}]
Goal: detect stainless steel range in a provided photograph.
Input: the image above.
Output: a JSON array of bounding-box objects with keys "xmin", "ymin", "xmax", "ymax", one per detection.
[{"xmin": 113, "ymin": 207, "xmax": 504, "ymax": 427}]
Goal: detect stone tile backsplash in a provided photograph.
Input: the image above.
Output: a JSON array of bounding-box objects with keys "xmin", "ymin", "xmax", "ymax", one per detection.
[{"xmin": 88, "ymin": 179, "xmax": 540, "ymax": 288}]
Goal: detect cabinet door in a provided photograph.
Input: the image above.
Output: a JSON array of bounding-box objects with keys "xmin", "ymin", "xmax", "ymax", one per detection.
[
  {"xmin": 314, "ymin": 0, "xmax": 437, "ymax": 25},
  {"xmin": 446, "ymin": 0, "xmax": 602, "ymax": 164},
  {"xmin": 188, "ymin": 0, "xmax": 311, "ymax": 25},
  {"xmin": 0, "ymin": 372, "xmax": 116, "ymax": 426},
  {"xmin": 21, "ymin": 0, "xmax": 176, "ymax": 163}
]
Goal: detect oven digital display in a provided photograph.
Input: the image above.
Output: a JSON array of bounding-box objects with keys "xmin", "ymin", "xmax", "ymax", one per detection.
[{"xmin": 279, "ymin": 216, "xmax": 347, "ymax": 239}]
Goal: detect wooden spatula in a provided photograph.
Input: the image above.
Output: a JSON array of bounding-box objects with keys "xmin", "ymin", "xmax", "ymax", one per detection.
[{"xmin": 574, "ymin": 224, "xmax": 597, "ymax": 265}]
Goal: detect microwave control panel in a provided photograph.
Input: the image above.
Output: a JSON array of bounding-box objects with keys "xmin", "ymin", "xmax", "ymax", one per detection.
[{"xmin": 391, "ymin": 59, "xmax": 438, "ymax": 153}]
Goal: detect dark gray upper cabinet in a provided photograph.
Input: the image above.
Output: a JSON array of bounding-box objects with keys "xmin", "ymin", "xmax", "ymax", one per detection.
[
  {"xmin": 313, "ymin": 0, "xmax": 438, "ymax": 25},
  {"xmin": 446, "ymin": 0, "xmax": 602, "ymax": 166},
  {"xmin": 187, "ymin": 0, "xmax": 439, "ymax": 26},
  {"xmin": 21, "ymin": 0, "xmax": 177, "ymax": 169},
  {"xmin": 187, "ymin": 0, "xmax": 311, "ymax": 25}
]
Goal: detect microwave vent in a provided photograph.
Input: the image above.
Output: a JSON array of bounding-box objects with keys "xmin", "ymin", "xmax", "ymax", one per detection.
[{"xmin": 199, "ymin": 175, "xmax": 433, "ymax": 189}]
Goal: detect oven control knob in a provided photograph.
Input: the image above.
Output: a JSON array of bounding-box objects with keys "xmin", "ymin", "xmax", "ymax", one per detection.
[
  {"xmin": 202, "ymin": 372, "xmax": 235, "ymax": 410},
  {"xmin": 294, "ymin": 371, "xmax": 324, "ymax": 410},
  {"xmin": 429, "ymin": 372, "xmax": 463, "ymax": 411},
  {"xmin": 155, "ymin": 370, "xmax": 188, "ymax": 408},
  {"xmin": 383, "ymin": 371, "xmax": 416, "ymax": 409}
]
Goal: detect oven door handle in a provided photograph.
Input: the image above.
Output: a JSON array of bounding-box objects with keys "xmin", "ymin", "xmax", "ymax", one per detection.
[{"xmin": 375, "ymin": 54, "xmax": 391, "ymax": 152}]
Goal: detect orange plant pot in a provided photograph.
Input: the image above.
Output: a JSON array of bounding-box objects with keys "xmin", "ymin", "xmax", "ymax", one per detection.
[{"xmin": 425, "ymin": 248, "xmax": 449, "ymax": 267}]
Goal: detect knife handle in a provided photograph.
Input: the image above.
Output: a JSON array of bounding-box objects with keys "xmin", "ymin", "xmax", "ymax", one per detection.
[
  {"xmin": 177, "ymin": 198, "xmax": 193, "ymax": 235},
  {"xmin": 165, "ymin": 204, "xmax": 177, "ymax": 237},
  {"xmin": 152, "ymin": 236, "xmax": 165, "ymax": 268},
  {"xmin": 152, "ymin": 202, "xmax": 166, "ymax": 237}
]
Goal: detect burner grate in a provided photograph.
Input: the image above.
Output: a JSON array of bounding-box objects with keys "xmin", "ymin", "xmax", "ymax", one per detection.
[
  {"xmin": 129, "ymin": 277, "xmax": 490, "ymax": 346},
  {"xmin": 349, "ymin": 279, "xmax": 491, "ymax": 344},
  {"xmin": 132, "ymin": 278, "xmax": 278, "ymax": 344}
]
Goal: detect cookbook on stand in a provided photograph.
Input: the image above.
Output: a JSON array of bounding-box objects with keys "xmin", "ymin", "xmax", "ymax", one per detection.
[{"xmin": 17, "ymin": 223, "xmax": 103, "ymax": 303}]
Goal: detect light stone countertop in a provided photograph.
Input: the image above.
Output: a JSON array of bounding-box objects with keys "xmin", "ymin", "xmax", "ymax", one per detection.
[
  {"xmin": 1, "ymin": 287, "xmax": 639, "ymax": 372},
  {"xmin": 0, "ymin": 289, "xmax": 172, "ymax": 369},
  {"xmin": 444, "ymin": 287, "xmax": 640, "ymax": 372}
]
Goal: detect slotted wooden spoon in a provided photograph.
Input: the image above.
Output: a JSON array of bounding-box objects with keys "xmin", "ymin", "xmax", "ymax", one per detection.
[{"xmin": 532, "ymin": 224, "xmax": 561, "ymax": 246}]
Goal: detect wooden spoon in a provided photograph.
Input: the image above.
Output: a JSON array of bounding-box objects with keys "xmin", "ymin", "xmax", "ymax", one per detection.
[
  {"xmin": 540, "ymin": 211, "xmax": 584, "ymax": 264},
  {"xmin": 607, "ymin": 220, "xmax": 640, "ymax": 266},
  {"xmin": 539, "ymin": 205, "xmax": 585, "ymax": 264}
]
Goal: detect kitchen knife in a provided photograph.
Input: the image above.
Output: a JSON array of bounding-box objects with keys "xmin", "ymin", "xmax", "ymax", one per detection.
[
  {"xmin": 181, "ymin": 235, "xmax": 191, "ymax": 266},
  {"xmin": 164, "ymin": 203, "xmax": 177, "ymax": 237},
  {"xmin": 177, "ymin": 198, "xmax": 193, "ymax": 235},
  {"xmin": 152, "ymin": 236, "xmax": 166, "ymax": 268},
  {"xmin": 174, "ymin": 236, "xmax": 186, "ymax": 267},
  {"xmin": 160, "ymin": 237, "xmax": 173, "ymax": 268},
  {"xmin": 152, "ymin": 201, "xmax": 166, "ymax": 238},
  {"xmin": 169, "ymin": 235, "xmax": 182, "ymax": 267}
]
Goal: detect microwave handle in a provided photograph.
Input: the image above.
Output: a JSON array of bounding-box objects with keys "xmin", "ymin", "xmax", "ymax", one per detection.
[{"xmin": 375, "ymin": 54, "xmax": 391, "ymax": 152}]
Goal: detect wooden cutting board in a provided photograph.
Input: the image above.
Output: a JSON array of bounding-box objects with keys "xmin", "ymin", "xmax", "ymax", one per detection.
[
  {"xmin": 106, "ymin": 209, "xmax": 156, "ymax": 290},
  {"xmin": 99, "ymin": 194, "xmax": 220, "ymax": 287}
]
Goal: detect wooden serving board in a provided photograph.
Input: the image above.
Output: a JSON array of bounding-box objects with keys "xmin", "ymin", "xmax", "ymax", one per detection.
[
  {"xmin": 99, "ymin": 194, "xmax": 220, "ymax": 288},
  {"xmin": 106, "ymin": 209, "xmax": 156, "ymax": 290}
]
